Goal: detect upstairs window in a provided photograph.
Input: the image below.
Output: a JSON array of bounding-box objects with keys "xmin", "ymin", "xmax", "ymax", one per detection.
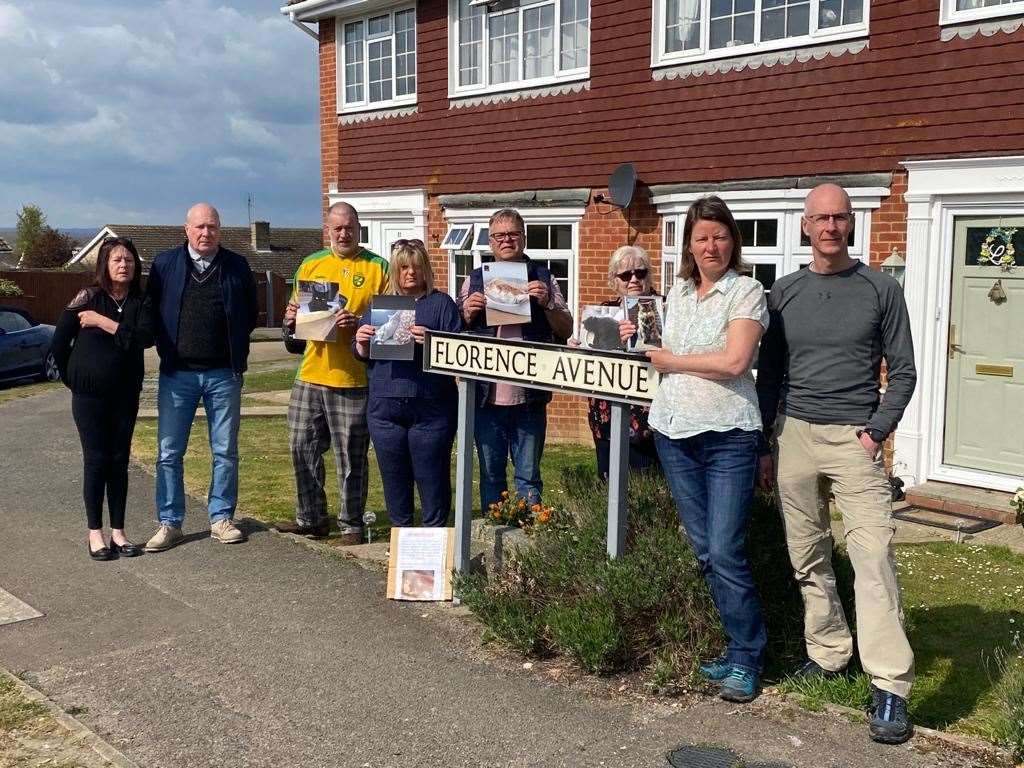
[
  {"xmin": 941, "ymin": 0, "xmax": 1024, "ymax": 25},
  {"xmin": 340, "ymin": 7, "xmax": 417, "ymax": 113},
  {"xmin": 452, "ymin": 0, "xmax": 589, "ymax": 96},
  {"xmin": 654, "ymin": 0, "xmax": 867, "ymax": 66}
]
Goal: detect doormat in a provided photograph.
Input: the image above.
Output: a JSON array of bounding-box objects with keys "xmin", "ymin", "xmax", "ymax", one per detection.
[{"xmin": 892, "ymin": 507, "xmax": 1001, "ymax": 534}]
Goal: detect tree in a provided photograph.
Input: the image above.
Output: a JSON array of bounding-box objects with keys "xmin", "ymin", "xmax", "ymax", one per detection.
[
  {"xmin": 15, "ymin": 204, "xmax": 46, "ymax": 261},
  {"xmin": 20, "ymin": 226, "xmax": 75, "ymax": 268}
]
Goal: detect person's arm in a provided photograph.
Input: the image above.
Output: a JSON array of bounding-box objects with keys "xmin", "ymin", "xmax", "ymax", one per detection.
[
  {"xmin": 646, "ymin": 318, "xmax": 764, "ymax": 379},
  {"xmin": 866, "ymin": 281, "xmax": 917, "ymax": 438},
  {"xmin": 457, "ymin": 276, "xmax": 485, "ymax": 327},
  {"xmin": 282, "ymin": 271, "xmax": 306, "ymax": 355},
  {"xmin": 755, "ymin": 284, "xmax": 786, "ymax": 442},
  {"xmin": 353, "ymin": 310, "xmax": 374, "ymax": 361},
  {"xmin": 50, "ymin": 296, "xmax": 85, "ymax": 385},
  {"xmin": 542, "ymin": 278, "xmax": 573, "ymax": 341},
  {"xmin": 113, "ymin": 294, "xmax": 155, "ymax": 351}
]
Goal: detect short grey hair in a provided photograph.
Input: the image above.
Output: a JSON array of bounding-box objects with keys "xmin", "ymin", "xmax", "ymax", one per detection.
[
  {"xmin": 327, "ymin": 201, "xmax": 359, "ymax": 222},
  {"xmin": 607, "ymin": 245, "xmax": 653, "ymax": 292},
  {"xmin": 488, "ymin": 208, "xmax": 525, "ymax": 233}
]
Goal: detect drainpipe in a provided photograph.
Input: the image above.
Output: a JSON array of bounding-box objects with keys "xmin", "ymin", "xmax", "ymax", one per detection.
[{"xmin": 287, "ymin": 12, "xmax": 320, "ymax": 40}]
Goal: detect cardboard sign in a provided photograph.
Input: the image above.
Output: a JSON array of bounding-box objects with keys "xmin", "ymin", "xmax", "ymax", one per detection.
[{"xmin": 424, "ymin": 331, "xmax": 658, "ymax": 405}]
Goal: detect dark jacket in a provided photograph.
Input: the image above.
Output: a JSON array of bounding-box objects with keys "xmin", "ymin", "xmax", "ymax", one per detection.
[{"xmin": 147, "ymin": 243, "xmax": 259, "ymax": 374}]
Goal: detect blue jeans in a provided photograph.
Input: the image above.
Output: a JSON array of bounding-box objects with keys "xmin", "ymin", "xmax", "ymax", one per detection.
[
  {"xmin": 368, "ymin": 396, "xmax": 457, "ymax": 527},
  {"xmin": 474, "ymin": 402, "xmax": 546, "ymax": 511},
  {"xmin": 156, "ymin": 369, "xmax": 242, "ymax": 527},
  {"xmin": 655, "ymin": 428, "xmax": 766, "ymax": 671}
]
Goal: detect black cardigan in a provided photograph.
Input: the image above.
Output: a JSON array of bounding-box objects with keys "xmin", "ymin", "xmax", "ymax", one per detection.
[{"xmin": 50, "ymin": 288, "xmax": 155, "ymax": 395}]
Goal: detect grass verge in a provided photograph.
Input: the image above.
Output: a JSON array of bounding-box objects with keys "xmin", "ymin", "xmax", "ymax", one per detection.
[
  {"xmin": 0, "ymin": 676, "xmax": 46, "ymax": 730},
  {"xmin": 241, "ymin": 365, "xmax": 298, "ymax": 395}
]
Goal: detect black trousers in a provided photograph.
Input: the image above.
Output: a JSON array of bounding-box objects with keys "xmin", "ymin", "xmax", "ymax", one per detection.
[{"xmin": 71, "ymin": 391, "xmax": 140, "ymax": 530}]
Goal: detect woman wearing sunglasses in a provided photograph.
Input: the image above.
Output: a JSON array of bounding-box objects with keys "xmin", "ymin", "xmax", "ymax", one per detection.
[
  {"xmin": 578, "ymin": 245, "xmax": 660, "ymax": 479},
  {"xmin": 353, "ymin": 239, "xmax": 461, "ymax": 528},
  {"xmin": 50, "ymin": 238, "xmax": 154, "ymax": 561},
  {"xmin": 619, "ymin": 196, "xmax": 768, "ymax": 703}
]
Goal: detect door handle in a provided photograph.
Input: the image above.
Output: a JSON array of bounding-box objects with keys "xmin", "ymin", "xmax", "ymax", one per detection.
[{"xmin": 948, "ymin": 324, "xmax": 965, "ymax": 359}]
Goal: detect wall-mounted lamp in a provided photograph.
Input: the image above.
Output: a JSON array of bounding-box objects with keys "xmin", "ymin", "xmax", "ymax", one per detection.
[{"xmin": 881, "ymin": 246, "xmax": 906, "ymax": 287}]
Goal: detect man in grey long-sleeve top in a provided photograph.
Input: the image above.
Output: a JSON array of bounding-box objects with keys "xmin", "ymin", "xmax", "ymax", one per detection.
[{"xmin": 756, "ymin": 183, "xmax": 917, "ymax": 746}]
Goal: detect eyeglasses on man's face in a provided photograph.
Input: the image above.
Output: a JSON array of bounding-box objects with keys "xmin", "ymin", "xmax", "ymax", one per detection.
[
  {"xmin": 805, "ymin": 212, "xmax": 854, "ymax": 226},
  {"xmin": 489, "ymin": 231, "xmax": 524, "ymax": 242},
  {"xmin": 616, "ymin": 268, "xmax": 649, "ymax": 282}
]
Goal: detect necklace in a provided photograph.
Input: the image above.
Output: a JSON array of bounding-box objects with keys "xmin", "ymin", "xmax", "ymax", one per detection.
[{"xmin": 109, "ymin": 292, "xmax": 128, "ymax": 314}]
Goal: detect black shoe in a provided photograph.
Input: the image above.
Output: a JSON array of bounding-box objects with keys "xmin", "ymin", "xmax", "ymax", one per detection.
[
  {"xmin": 110, "ymin": 540, "xmax": 143, "ymax": 557},
  {"xmin": 869, "ymin": 685, "xmax": 913, "ymax": 744},
  {"xmin": 794, "ymin": 659, "xmax": 845, "ymax": 680},
  {"xmin": 273, "ymin": 520, "xmax": 330, "ymax": 539},
  {"xmin": 88, "ymin": 542, "xmax": 114, "ymax": 561}
]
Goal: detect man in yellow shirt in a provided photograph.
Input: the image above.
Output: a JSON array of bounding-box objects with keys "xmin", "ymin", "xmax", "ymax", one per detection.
[{"xmin": 275, "ymin": 202, "xmax": 389, "ymax": 544}]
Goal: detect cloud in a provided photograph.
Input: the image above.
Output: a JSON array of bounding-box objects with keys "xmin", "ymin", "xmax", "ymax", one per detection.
[{"xmin": 0, "ymin": 0, "xmax": 320, "ymax": 227}]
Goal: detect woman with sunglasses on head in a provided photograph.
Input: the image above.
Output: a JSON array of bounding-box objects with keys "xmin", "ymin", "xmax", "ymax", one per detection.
[
  {"xmin": 51, "ymin": 238, "xmax": 154, "ymax": 561},
  {"xmin": 353, "ymin": 240, "xmax": 461, "ymax": 528},
  {"xmin": 619, "ymin": 196, "xmax": 768, "ymax": 703},
  {"xmin": 574, "ymin": 245, "xmax": 661, "ymax": 480}
]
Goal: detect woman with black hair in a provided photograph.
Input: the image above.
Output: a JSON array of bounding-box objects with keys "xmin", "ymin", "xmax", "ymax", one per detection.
[{"xmin": 51, "ymin": 237, "xmax": 154, "ymax": 561}]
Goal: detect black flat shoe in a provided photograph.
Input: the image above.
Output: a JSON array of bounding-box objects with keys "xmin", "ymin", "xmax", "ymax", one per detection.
[
  {"xmin": 110, "ymin": 541, "xmax": 142, "ymax": 557},
  {"xmin": 88, "ymin": 543, "xmax": 114, "ymax": 561}
]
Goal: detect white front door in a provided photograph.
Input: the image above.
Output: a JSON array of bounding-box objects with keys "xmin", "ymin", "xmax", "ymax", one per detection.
[{"xmin": 943, "ymin": 216, "xmax": 1024, "ymax": 477}]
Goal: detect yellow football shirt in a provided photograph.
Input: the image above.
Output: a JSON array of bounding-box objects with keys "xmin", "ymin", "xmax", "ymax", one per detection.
[{"xmin": 292, "ymin": 248, "xmax": 389, "ymax": 388}]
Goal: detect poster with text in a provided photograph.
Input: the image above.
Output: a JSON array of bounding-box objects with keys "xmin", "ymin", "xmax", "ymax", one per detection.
[{"xmin": 386, "ymin": 527, "xmax": 455, "ymax": 601}]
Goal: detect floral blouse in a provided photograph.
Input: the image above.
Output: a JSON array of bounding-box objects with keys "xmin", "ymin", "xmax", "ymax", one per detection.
[{"xmin": 647, "ymin": 270, "xmax": 768, "ymax": 440}]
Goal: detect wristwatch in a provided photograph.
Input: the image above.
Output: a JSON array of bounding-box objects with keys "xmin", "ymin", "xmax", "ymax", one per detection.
[{"xmin": 857, "ymin": 427, "xmax": 886, "ymax": 444}]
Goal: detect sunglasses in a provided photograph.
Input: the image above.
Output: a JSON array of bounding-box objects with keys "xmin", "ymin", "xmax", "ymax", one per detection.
[
  {"xmin": 616, "ymin": 268, "xmax": 649, "ymax": 282},
  {"xmin": 391, "ymin": 238, "xmax": 424, "ymax": 250}
]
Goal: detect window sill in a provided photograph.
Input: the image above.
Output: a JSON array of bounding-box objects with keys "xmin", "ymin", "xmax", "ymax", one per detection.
[
  {"xmin": 940, "ymin": 11, "xmax": 1024, "ymax": 39},
  {"xmin": 448, "ymin": 71, "xmax": 589, "ymax": 104},
  {"xmin": 339, "ymin": 104, "xmax": 418, "ymax": 124},
  {"xmin": 340, "ymin": 95, "xmax": 417, "ymax": 116},
  {"xmin": 449, "ymin": 76, "xmax": 589, "ymax": 109},
  {"xmin": 652, "ymin": 35, "xmax": 867, "ymax": 80}
]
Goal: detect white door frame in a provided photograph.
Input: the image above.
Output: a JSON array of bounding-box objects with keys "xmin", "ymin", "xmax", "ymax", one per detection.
[
  {"xmin": 326, "ymin": 186, "xmax": 427, "ymax": 256},
  {"xmin": 897, "ymin": 156, "xmax": 1024, "ymax": 493}
]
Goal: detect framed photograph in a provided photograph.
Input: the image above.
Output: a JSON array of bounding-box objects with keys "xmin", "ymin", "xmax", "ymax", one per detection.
[
  {"xmin": 369, "ymin": 295, "xmax": 416, "ymax": 360},
  {"xmin": 294, "ymin": 280, "xmax": 347, "ymax": 342},
  {"xmin": 482, "ymin": 261, "xmax": 531, "ymax": 326},
  {"xmin": 579, "ymin": 305, "xmax": 625, "ymax": 351},
  {"xmin": 622, "ymin": 295, "xmax": 664, "ymax": 352}
]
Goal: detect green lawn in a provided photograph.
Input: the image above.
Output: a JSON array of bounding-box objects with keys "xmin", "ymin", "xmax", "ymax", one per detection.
[
  {"xmin": 241, "ymin": 366, "xmax": 298, "ymax": 395},
  {"xmin": 132, "ymin": 415, "xmax": 595, "ymax": 538},
  {"xmin": 0, "ymin": 380, "xmax": 60, "ymax": 406}
]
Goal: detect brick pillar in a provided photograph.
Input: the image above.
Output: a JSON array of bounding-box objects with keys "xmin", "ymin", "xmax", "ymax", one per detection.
[
  {"xmin": 319, "ymin": 20, "xmax": 338, "ymax": 241},
  {"xmin": 869, "ymin": 170, "xmax": 908, "ymax": 268}
]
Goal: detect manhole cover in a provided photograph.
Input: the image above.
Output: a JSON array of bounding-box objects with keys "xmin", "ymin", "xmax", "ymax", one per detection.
[{"xmin": 667, "ymin": 745, "xmax": 742, "ymax": 768}]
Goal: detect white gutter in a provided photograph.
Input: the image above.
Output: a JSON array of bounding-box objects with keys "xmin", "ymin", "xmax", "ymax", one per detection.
[
  {"xmin": 279, "ymin": 0, "xmax": 368, "ymax": 22},
  {"xmin": 285, "ymin": 11, "xmax": 320, "ymax": 40}
]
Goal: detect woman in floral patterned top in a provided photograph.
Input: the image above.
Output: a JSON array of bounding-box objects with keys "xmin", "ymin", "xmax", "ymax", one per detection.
[
  {"xmin": 575, "ymin": 246, "xmax": 660, "ymax": 479},
  {"xmin": 621, "ymin": 196, "xmax": 768, "ymax": 704}
]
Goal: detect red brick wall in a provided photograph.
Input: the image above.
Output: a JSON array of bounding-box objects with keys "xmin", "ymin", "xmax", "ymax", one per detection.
[
  {"xmin": 869, "ymin": 170, "xmax": 908, "ymax": 269},
  {"xmin": 319, "ymin": 19, "xmax": 338, "ymax": 233}
]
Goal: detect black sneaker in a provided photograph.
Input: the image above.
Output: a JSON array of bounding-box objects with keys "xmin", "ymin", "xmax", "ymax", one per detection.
[
  {"xmin": 868, "ymin": 685, "xmax": 913, "ymax": 744},
  {"xmin": 273, "ymin": 520, "xmax": 330, "ymax": 539},
  {"xmin": 793, "ymin": 659, "xmax": 844, "ymax": 680}
]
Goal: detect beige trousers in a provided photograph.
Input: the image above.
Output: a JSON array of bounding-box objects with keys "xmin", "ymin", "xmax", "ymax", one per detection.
[{"xmin": 774, "ymin": 415, "xmax": 914, "ymax": 698}]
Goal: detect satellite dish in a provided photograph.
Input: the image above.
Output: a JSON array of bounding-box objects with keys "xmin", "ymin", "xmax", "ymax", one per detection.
[{"xmin": 594, "ymin": 163, "xmax": 636, "ymax": 209}]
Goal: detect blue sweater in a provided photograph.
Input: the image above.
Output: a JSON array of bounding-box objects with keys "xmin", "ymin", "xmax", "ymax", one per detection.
[{"xmin": 355, "ymin": 290, "xmax": 461, "ymax": 399}]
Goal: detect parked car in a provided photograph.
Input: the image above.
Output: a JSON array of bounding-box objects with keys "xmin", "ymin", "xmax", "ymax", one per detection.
[{"xmin": 0, "ymin": 306, "xmax": 59, "ymax": 384}]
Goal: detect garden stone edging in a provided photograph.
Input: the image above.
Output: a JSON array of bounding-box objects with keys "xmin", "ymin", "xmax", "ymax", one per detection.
[{"xmin": 470, "ymin": 519, "xmax": 533, "ymax": 576}]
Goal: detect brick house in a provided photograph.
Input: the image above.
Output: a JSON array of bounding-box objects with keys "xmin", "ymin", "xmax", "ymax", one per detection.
[{"xmin": 281, "ymin": 0, "xmax": 1024, "ymax": 501}]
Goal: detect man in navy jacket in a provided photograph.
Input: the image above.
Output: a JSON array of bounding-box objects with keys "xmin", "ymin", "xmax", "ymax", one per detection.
[{"xmin": 144, "ymin": 203, "xmax": 258, "ymax": 552}]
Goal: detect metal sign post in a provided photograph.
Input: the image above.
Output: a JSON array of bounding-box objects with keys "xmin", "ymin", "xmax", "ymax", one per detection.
[{"xmin": 423, "ymin": 331, "xmax": 657, "ymax": 572}]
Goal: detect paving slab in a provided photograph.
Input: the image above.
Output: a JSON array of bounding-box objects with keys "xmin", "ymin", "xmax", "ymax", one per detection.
[{"xmin": 0, "ymin": 389, "xmax": 1002, "ymax": 768}]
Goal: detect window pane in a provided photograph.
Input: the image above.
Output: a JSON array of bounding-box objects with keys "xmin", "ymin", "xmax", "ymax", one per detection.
[
  {"xmin": 344, "ymin": 21, "xmax": 365, "ymax": 103},
  {"xmin": 666, "ymin": 0, "xmax": 701, "ymax": 52},
  {"xmin": 750, "ymin": 263, "xmax": 777, "ymax": 291},
  {"xmin": 489, "ymin": 11, "xmax": 519, "ymax": 84},
  {"xmin": 459, "ymin": 0, "xmax": 484, "ymax": 86},
  {"xmin": 395, "ymin": 8, "xmax": 416, "ymax": 97},
  {"xmin": 527, "ymin": 225, "xmax": 549, "ymax": 250},
  {"xmin": 709, "ymin": 0, "xmax": 754, "ymax": 48},
  {"xmin": 368, "ymin": 39, "xmax": 392, "ymax": 103},
  {"xmin": 560, "ymin": 0, "xmax": 590, "ymax": 69},
  {"xmin": 368, "ymin": 14, "xmax": 390, "ymax": 36},
  {"xmin": 453, "ymin": 251, "xmax": 474, "ymax": 289},
  {"xmin": 757, "ymin": 218, "xmax": 778, "ymax": 247},
  {"xmin": 738, "ymin": 219, "xmax": 755, "ymax": 246},
  {"xmin": 524, "ymin": 4, "xmax": 555, "ymax": 79},
  {"xmin": 964, "ymin": 225, "xmax": 1024, "ymax": 267}
]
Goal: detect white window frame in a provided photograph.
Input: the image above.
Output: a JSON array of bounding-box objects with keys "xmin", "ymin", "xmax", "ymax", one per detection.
[
  {"xmin": 940, "ymin": 0, "xmax": 1024, "ymax": 26},
  {"xmin": 337, "ymin": 5, "xmax": 418, "ymax": 115},
  {"xmin": 447, "ymin": 0, "xmax": 590, "ymax": 99},
  {"xmin": 652, "ymin": 187, "xmax": 885, "ymax": 294},
  {"xmin": 650, "ymin": 0, "xmax": 869, "ymax": 68},
  {"xmin": 443, "ymin": 207, "xmax": 583, "ymax": 312}
]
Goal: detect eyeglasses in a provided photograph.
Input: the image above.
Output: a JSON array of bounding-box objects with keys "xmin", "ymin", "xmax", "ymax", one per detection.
[
  {"xmin": 489, "ymin": 231, "xmax": 524, "ymax": 242},
  {"xmin": 806, "ymin": 212, "xmax": 854, "ymax": 226},
  {"xmin": 391, "ymin": 238, "xmax": 424, "ymax": 249},
  {"xmin": 616, "ymin": 268, "xmax": 649, "ymax": 282}
]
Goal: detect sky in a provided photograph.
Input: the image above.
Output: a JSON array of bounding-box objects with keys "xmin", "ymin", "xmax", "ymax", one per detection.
[{"xmin": 0, "ymin": 0, "xmax": 321, "ymax": 229}]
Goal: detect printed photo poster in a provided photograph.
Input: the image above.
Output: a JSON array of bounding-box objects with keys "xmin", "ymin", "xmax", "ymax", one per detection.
[
  {"xmin": 369, "ymin": 295, "xmax": 416, "ymax": 361},
  {"xmin": 294, "ymin": 280, "xmax": 348, "ymax": 342},
  {"xmin": 482, "ymin": 261, "xmax": 531, "ymax": 326},
  {"xmin": 386, "ymin": 527, "xmax": 455, "ymax": 601},
  {"xmin": 579, "ymin": 305, "xmax": 625, "ymax": 351},
  {"xmin": 622, "ymin": 295, "xmax": 664, "ymax": 352}
]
